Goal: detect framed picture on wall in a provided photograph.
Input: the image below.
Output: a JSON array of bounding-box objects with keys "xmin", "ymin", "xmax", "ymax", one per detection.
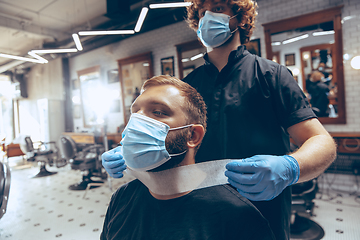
[
  {"xmin": 107, "ymin": 69, "xmax": 119, "ymax": 84},
  {"xmin": 244, "ymin": 38, "xmax": 261, "ymax": 56},
  {"xmin": 161, "ymin": 56, "xmax": 174, "ymax": 76},
  {"xmin": 73, "ymin": 105, "xmax": 81, "ymax": 119},
  {"xmin": 72, "ymin": 79, "xmax": 79, "ymax": 90},
  {"xmin": 285, "ymin": 53, "xmax": 295, "ymax": 66}
]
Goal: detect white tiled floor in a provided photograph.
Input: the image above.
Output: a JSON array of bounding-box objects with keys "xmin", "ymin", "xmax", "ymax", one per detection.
[
  {"xmin": 1, "ymin": 157, "xmax": 360, "ymax": 240},
  {"xmin": 0, "ymin": 157, "xmax": 134, "ymax": 240}
]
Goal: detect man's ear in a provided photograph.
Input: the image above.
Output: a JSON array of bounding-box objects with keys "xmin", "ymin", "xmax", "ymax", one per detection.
[{"xmin": 187, "ymin": 124, "xmax": 205, "ymax": 149}]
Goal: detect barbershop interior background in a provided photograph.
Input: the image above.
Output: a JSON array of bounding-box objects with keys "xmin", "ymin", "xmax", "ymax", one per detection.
[{"xmin": 0, "ymin": 0, "xmax": 359, "ymax": 239}]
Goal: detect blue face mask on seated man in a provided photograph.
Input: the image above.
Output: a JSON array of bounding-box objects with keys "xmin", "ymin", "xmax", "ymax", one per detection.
[
  {"xmin": 197, "ymin": 11, "xmax": 238, "ymax": 48},
  {"xmin": 120, "ymin": 113, "xmax": 193, "ymax": 171}
]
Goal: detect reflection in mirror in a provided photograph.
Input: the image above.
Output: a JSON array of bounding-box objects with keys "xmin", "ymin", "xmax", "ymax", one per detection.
[
  {"xmin": 77, "ymin": 66, "xmax": 102, "ymax": 127},
  {"xmin": 117, "ymin": 52, "xmax": 153, "ymax": 125},
  {"xmin": 176, "ymin": 40, "xmax": 205, "ymax": 79},
  {"xmin": 271, "ymin": 22, "xmax": 337, "ymax": 118},
  {"xmin": 182, "ymin": 47, "xmax": 206, "ymax": 78},
  {"xmin": 263, "ymin": 6, "xmax": 345, "ymax": 124},
  {"xmin": 301, "ymin": 44, "xmax": 338, "ymax": 118},
  {"xmin": 176, "ymin": 39, "xmax": 261, "ymax": 79}
]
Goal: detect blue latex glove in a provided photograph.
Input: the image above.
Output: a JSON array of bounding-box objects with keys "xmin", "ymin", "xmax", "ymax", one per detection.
[
  {"xmin": 225, "ymin": 155, "xmax": 300, "ymax": 201},
  {"xmin": 101, "ymin": 146, "xmax": 127, "ymax": 178}
]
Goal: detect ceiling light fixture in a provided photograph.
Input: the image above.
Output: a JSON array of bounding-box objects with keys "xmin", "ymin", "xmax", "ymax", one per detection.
[
  {"xmin": 28, "ymin": 51, "xmax": 48, "ymax": 63},
  {"xmin": 149, "ymin": 2, "xmax": 192, "ymax": 9},
  {"xmin": 190, "ymin": 53, "xmax": 204, "ymax": 61},
  {"xmin": 78, "ymin": 30, "xmax": 135, "ymax": 36},
  {"xmin": 271, "ymin": 42, "xmax": 281, "ymax": 46},
  {"xmin": 312, "ymin": 30, "xmax": 335, "ymax": 36},
  {"xmin": 31, "ymin": 49, "xmax": 78, "ymax": 54},
  {"xmin": 303, "ymin": 53, "xmax": 310, "ymax": 60},
  {"xmin": 0, "ymin": 53, "xmax": 45, "ymax": 64},
  {"xmin": 282, "ymin": 34, "xmax": 309, "ymax": 45},
  {"xmin": 350, "ymin": 56, "xmax": 360, "ymax": 70},
  {"xmin": 72, "ymin": 33, "xmax": 83, "ymax": 51},
  {"xmin": 135, "ymin": 7, "xmax": 149, "ymax": 32}
]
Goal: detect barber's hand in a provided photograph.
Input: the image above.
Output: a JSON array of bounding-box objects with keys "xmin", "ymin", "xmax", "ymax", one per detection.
[
  {"xmin": 225, "ymin": 155, "xmax": 300, "ymax": 201},
  {"xmin": 102, "ymin": 146, "xmax": 127, "ymax": 178}
]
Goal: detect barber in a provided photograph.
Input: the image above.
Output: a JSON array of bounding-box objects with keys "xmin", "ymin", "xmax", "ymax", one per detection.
[{"xmin": 102, "ymin": 1, "xmax": 336, "ymax": 239}]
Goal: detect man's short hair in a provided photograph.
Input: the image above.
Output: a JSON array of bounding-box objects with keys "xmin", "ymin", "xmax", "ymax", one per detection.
[
  {"xmin": 186, "ymin": 0, "xmax": 258, "ymax": 45},
  {"xmin": 141, "ymin": 75, "xmax": 207, "ymax": 133}
]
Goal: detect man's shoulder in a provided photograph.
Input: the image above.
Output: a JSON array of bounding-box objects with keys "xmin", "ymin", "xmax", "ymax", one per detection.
[
  {"xmin": 113, "ymin": 179, "xmax": 143, "ymax": 198},
  {"xmin": 194, "ymin": 184, "xmax": 260, "ymax": 213},
  {"xmin": 192, "ymin": 185, "xmax": 275, "ymax": 239},
  {"xmin": 253, "ymin": 55, "xmax": 282, "ymax": 74}
]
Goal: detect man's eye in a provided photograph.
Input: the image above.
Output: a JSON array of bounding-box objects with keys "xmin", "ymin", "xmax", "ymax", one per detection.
[
  {"xmin": 153, "ymin": 111, "xmax": 167, "ymax": 116},
  {"xmin": 199, "ymin": 11, "xmax": 205, "ymax": 17},
  {"xmin": 213, "ymin": 6, "xmax": 224, "ymax": 12}
]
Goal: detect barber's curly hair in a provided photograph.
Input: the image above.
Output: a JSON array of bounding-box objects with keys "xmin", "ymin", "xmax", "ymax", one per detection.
[{"xmin": 186, "ymin": 0, "xmax": 258, "ymax": 44}]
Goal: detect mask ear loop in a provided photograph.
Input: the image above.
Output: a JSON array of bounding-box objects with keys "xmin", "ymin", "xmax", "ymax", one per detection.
[
  {"xmin": 168, "ymin": 124, "xmax": 194, "ymax": 157},
  {"xmin": 169, "ymin": 124, "xmax": 194, "ymax": 131},
  {"xmin": 169, "ymin": 150, "xmax": 187, "ymax": 157},
  {"xmin": 229, "ymin": 14, "xmax": 239, "ymax": 34}
]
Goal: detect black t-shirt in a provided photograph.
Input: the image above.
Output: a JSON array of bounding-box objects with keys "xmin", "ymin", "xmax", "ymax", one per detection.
[
  {"xmin": 101, "ymin": 180, "xmax": 275, "ymax": 240},
  {"xmin": 183, "ymin": 46, "xmax": 316, "ymax": 240}
]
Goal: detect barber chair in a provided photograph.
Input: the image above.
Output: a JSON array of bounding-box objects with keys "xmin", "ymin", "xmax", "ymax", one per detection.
[
  {"xmin": 59, "ymin": 136, "xmax": 106, "ymax": 191},
  {"xmin": 24, "ymin": 136, "xmax": 58, "ymax": 178},
  {"xmin": 290, "ymin": 179, "xmax": 324, "ymax": 240},
  {"xmin": 0, "ymin": 161, "xmax": 11, "ymax": 219}
]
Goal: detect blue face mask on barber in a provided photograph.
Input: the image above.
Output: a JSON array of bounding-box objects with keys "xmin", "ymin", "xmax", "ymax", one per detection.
[
  {"xmin": 120, "ymin": 113, "xmax": 193, "ymax": 171},
  {"xmin": 197, "ymin": 11, "xmax": 238, "ymax": 48}
]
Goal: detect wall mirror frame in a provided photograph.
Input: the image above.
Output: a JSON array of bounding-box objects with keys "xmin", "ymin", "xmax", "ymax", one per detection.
[
  {"xmin": 263, "ymin": 6, "xmax": 346, "ymax": 124},
  {"xmin": 117, "ymin": 52, "xmax": 154, "ymax": 125},
  {"xmin": 176, "ymin": 40, "xmax": 204, "ymax": 80},
  {"xmin": 176, "ymin": 39, "xmax": 262, "ymax": 79}
]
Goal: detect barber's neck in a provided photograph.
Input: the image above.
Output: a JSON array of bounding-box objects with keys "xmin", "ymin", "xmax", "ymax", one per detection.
[
  {"xmin": 206, "ymin": 31, "xmax": 241, "ymax": 72},
  {"xmin": 149, "ymin": 150, "xmax": 196, "ymax": 200}
]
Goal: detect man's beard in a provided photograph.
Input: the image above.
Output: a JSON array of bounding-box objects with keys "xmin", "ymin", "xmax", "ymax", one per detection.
[{"xmin": 147, "ymin": 129, "xmax": 189, "ymax": 172}]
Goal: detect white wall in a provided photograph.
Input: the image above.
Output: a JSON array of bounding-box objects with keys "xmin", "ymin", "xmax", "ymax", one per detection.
[
  {"xmin": 68, "ymin": 0, "xmax": 359, "ymax": 133},
  {"xmin": 18, "ymin": 58, "xmax": 65, "ymax": 143}
]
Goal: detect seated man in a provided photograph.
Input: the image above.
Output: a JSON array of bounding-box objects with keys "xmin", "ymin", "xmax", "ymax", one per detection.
[{"xmin": 101, "ymin": 75, "xmax": 275, "ymax": 240}]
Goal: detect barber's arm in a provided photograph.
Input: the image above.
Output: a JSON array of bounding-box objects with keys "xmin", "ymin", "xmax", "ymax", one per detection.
[
  {"xmin": 225, "ymin": 118, "xmax": 336, "ymax": 201},
  {"xmin": 287, "ymin": 118, "xmax": 336, "ymax": 183}
]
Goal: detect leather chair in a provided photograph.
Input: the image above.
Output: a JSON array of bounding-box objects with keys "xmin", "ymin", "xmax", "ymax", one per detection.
[
  {"xmin": 24, "ymin": 136, "xmax": 58, "ymax": 178},
  {"xmin": 59, "ymin": 135, "xmax": 106, "ymax": 191},
  {"xmin": 290, "ymin": 179, "xmax": 325, "ymax": 240},
  {"xmin": 0, "ymin": 161, "xmax": 11, "ymax": 219},
  {"xmin": 289, "ymin": 142, "xmax": 324, "ymax": 240}
]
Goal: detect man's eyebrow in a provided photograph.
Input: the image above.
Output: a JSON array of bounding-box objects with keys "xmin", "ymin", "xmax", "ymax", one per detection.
[
  {"xmin": 131, "ymin": 100, "xmax": 172, "ymax": 112},
  {"xmin": 147, "ymin": 101, "xmax": 172, "ymax": 109}
]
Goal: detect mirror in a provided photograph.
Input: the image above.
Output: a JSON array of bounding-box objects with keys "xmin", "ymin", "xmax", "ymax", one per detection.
[
  {"xmin": 176, "ymin": 40, "xmax": 206, "ymax": 80},
  {"xmin": 77, "ymin": 65, "xmax": 101, "ymax": 128},
  {"xmin": 263, "ymin": 6, "xmax": 346, "ymax": 124},
  {"xmin": 117, "ymin": 52, "xmax": 154, "ymax": 125},
  {"xmin": 176, "ymin": 39, "xmax": 261, "ymax": 79},
  {"xmin": 301, "ymin": 43, "xmax": 338, "ymax": 118}
]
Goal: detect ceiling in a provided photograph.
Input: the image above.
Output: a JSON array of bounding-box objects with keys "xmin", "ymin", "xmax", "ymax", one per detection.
[{"xmin": 0, "ymin": 0, "xmax": 188, "ymax": 74}]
